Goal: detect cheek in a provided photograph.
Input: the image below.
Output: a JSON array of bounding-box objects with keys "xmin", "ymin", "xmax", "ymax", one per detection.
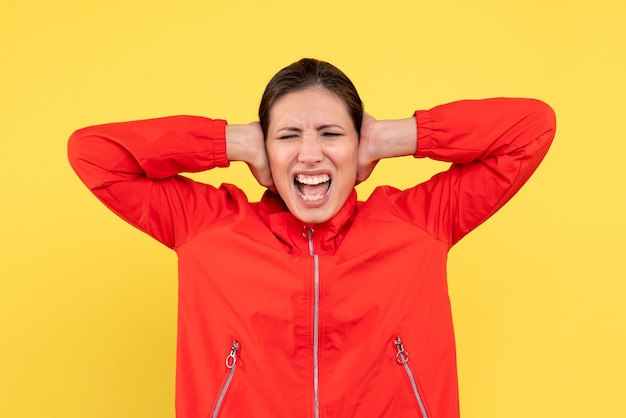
[
  {"xmin": 335, "ymin": 144, "xmax": 358, "ymax": 173},
  {"xmin": 266, "ymin": 143, "xmax": 281, "ymax": 166},
  {"xmin": 266, "ymin": 145, "xmax": 291, "ymax": 179}
]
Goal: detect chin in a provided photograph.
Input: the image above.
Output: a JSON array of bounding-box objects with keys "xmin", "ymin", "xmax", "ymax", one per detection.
[
  {"xmin": 294, "ymin": 212, "xmax": 330, "ymax": 225},
  {"xmin": 291, "ymin": 206, "xmax": 335, "ymax": 225}
]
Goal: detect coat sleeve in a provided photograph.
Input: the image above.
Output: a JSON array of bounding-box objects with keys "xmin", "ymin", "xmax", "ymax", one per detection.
[
  {"xmin": 67, "ymin": 115, "xmax": 232, "ymax": 249},
  {"xmin": 392, "ymin": 98, "xmax": 556, "ymax": 246}
]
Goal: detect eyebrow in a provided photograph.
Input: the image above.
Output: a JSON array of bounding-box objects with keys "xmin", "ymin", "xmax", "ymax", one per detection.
[{"xmin": 275, "ymin": 124, "xmax": 344, "ymax": 134}]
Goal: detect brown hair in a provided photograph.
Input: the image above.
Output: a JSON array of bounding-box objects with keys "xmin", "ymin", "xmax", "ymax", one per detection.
[{"xmin": 258, "ymin": 58, "xmax": 363, "ymax": 137}]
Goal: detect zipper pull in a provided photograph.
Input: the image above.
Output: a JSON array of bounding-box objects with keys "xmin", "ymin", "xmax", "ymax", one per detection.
[
  {"xmin": 302, "ymin": 226, "xmax": 314, "ymax": 239},
  {"xmin": 225, "ymin": 340, "xmax": 239, "ymax": 369},
  {"xmin": 302, "ymin": 226, "xmax": 315, "ymax": 255},
  {"xmin": 394, "ymin": 337, "xmax": 409, "ymax": 364}
]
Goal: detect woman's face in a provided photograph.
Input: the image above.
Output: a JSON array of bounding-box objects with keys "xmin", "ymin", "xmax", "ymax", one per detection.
[{"xmin": 266, "ymin": 87, "xmax": 358, "ymax": 224}]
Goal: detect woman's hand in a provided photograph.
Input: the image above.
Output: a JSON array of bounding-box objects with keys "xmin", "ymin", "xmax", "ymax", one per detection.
[
  {"xmin": 226, "ymin": 122, "xmax": 275, "ymax": 191},
  {"xmin": 356, "ymin": 114, "xmax": 418, "ymax": 184}
]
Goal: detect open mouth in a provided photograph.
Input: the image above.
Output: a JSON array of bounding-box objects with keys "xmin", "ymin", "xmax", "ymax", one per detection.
[{"xmin": 294, "ymin": 173, "xmax": 331, "ymax": 201}]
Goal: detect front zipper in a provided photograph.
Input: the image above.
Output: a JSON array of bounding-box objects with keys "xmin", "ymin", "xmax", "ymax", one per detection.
[
  {"xmin": 394, "ymin": 337, "xmax": 429, "ymax": 418},
  {"xmin": 304, "ymin": 226, "xmax": 320, "ymax": 418},
  {"xmin": 211, "ymin": 340, "xmax": 239, "ymax": 418}
]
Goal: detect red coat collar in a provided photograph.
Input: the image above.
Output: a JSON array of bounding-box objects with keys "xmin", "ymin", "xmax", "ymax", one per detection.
[{"xmin": 256, "ymin": 189, "xmax": 358, "ymax": 255}]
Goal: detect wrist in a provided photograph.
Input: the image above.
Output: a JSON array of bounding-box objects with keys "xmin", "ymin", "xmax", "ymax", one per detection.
[
  {"xmin": 375, "ymin": 117, "xmax": 417, "ymax": 159},
  {"xmin": 226, "ymin": 123, "xmax": 260, "ymax": 163}
]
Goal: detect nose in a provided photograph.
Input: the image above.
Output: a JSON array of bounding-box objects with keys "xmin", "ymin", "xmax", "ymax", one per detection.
[{"xmin": 298, "ymin": 137, "xmax": 324, "ymax": 165}]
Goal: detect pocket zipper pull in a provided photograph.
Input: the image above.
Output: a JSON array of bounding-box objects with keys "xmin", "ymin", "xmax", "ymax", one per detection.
[
  {"xmin": 225, "ymin": 340, "xmax": 239, "ymax": 369},
  {"xmin": 394, "ymin": 336, "xmax": 409, "ymax": 364}
]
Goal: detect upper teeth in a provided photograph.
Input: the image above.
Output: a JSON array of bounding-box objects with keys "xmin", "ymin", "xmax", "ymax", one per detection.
[{"xmin": 296, "ymin": 174, "xmax": 330, "ymax": 185}]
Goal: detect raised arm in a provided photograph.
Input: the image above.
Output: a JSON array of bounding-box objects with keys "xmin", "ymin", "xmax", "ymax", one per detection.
[
  {"xmin": 68, "ymin": 116, "xmax": 268, "ymax": 248},
  {"xmin": 361, "ymin": 98, "xmax": 556, "ymax": 245}
]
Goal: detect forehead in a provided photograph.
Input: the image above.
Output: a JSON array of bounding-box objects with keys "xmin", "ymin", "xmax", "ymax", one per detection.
[{"xmin": 269, "ymin": 87, "xmax": 352, "ymax": 127}]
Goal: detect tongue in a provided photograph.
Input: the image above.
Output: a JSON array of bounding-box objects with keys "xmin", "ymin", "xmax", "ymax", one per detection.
[{"xmin": 299, "ymin": 183, "xmax": 328, "ymax": 197}]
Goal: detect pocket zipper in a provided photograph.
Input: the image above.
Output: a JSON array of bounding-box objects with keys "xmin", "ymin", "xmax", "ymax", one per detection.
[
  {"xmin": 211, "ymin": 340, "xmax": 239, "ymax": 418},
  {"xmin": 394, "ymin": 337, "xmax": 429, "ymax": 418}
]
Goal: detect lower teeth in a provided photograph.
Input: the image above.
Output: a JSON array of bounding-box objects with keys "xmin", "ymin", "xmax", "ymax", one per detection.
[{"xmin": 300, "ymin": 193, "xmax": 324, "ymax": 201}]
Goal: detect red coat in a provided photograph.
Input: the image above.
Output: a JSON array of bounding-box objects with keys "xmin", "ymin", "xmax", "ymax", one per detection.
[{"xmin": 68, "ymin": 98, "xmax": 555, "ymax": 417}]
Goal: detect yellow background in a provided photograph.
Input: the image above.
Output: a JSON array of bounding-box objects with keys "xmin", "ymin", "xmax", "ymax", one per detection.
[{"xmin": 1, "ymin": 0, "xmax": 625, "ymax": 416}]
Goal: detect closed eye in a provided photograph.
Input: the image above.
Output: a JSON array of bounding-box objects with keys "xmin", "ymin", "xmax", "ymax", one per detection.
[
  {"xmin": 277, "ymin": 134, "xmax": 299, "ymax": 140},
  {"xmin": 321, "ymin": 132, "xmax": 342, "ymax": 137}
]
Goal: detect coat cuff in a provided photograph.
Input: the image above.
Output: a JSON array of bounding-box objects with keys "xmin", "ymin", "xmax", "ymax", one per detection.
[{"xmin": 413, "ymin": 109, "xmax": 435, "ymax": 159}]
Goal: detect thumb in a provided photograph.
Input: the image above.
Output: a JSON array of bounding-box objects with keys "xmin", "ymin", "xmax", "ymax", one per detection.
[{"xmin": 356, "ymin": 160, "xmax": 378, "ymax": 185}]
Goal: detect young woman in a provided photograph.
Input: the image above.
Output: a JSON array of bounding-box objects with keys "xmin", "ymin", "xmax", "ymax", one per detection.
[{"xmin": 68, "ymin": 58, "xmax": 556, "ymax": 418}]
